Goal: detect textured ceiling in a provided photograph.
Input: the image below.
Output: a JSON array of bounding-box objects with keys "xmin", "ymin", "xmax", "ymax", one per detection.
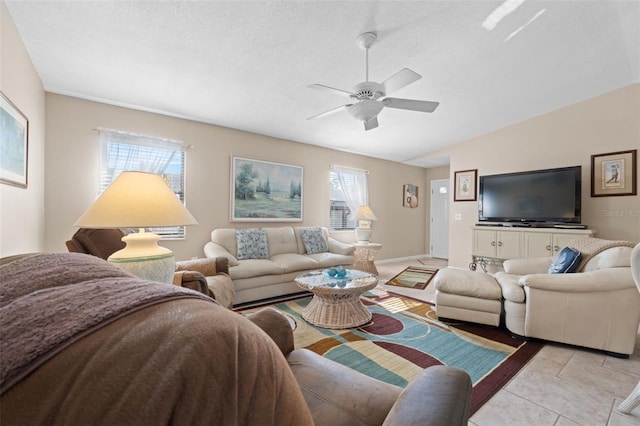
[{"xmin": 5, "ymin": 0, "xmax": 640, "ymax": 167}]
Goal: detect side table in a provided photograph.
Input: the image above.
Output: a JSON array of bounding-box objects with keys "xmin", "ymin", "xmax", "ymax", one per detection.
[{"xmin": 354, "ymin": 243, "xmax": 382, "ymax": 275}]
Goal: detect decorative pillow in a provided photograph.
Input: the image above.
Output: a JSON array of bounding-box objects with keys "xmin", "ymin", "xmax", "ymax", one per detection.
[
  {"xmin": 301, "ymin": 227, "xmax": 328, "ymax": 254},
  {"xmin": 236, "ymin": 229, "xmax": 269, "ymax": 260},
  {"xmin": 548, "ymin": 247, "xmax": 582, "ymax": 274}
]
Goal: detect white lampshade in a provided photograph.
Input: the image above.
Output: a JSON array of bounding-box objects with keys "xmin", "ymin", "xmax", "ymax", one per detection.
[
  {"xmin": 75, "ymin": 171, "xmax": 197, "ymax": 283},
  {"xmin": 354, "ymin": 205, "xmax": 378, "ymax": 222},
  {"xmin": 75, "ymin": 171, "xmax": 197, "ymax": 228},
  {"xmin": 354, "ymin": 205, "xmax": 377, "ymax": 244}
]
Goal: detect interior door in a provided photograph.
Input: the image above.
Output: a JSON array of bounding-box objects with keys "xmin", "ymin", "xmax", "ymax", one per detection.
[{"xmin": 430, "ymin": 179, "xmax": 449, "ymax": 259}]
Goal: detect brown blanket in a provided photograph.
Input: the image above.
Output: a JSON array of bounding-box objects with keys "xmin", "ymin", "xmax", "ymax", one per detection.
[{"xmin": 0, "ymin": 253, "xmax": 211, "ymax": 393}]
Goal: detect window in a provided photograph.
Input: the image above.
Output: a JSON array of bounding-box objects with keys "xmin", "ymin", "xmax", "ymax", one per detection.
[
  {"xmin": 329, "ymin": 166, "xmax": 369, "ymax": 230},
  {"xmin": 99, "ymin": 129, "xmax": 188, "ymax": 239}
]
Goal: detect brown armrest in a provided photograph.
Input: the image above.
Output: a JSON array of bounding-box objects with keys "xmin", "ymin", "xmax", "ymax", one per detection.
[
  {"xmin": 246, "ymin": 308, "xmax": 294, "ymax": 356},
  {"xmin": 175, "ymin": 257, "xmax": 229, "ymax": 276},
  {"xmin": 172, "ymin": 270, "xmax": 213, "ymax": 297}
]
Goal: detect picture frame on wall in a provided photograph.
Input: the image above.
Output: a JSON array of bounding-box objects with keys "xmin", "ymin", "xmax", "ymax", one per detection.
[
  {"xmin": 230, "ymin": 156, "xmax": 303, "ymax": 222},
  {"xmin": 591, "ymin": 149, "xmax": 637, "ymax": 197},
  {"xmin": 403, "ymin": 184, "xmax": 419, "ymax": 208},
  {"xmin": 0, "ymin": 92, "xmax": 29, "ymax": 188},
  {"xmin": 454, "ymin": 169, "xmax": 477, "ymax": 201}
]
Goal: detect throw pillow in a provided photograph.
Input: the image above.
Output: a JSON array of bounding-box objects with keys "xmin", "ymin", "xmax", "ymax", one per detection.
[
  {"xmin": 301, "ymin": 227, "xmax": 328, "ymax": 254},
  {"xmin": 548, "ymin": 247, "xmax": 582, "ymax": 274},
  {"xmin": 236, "ymin": 228, "xmax": 269, "ymax": 260}
]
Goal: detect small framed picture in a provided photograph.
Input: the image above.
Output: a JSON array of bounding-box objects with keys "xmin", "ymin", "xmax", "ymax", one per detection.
[
  {"xmin": 1, "ymin": 92, "xmax": 29, "ymax": 188},
  {"xmin": 403, "ymin": 184, "xmax": 419, "ymax": 208},
  {"xmin": 591, "ymin": 150, "xmax": 637, "ymax": 197},
  {"xmin": 454, "ymin": 169, "xmax": 477, "ymax": 202}
]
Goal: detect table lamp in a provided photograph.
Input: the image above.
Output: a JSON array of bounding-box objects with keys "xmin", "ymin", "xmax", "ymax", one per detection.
[
  {"xmin": 354, "ymin": 205, "xmax": 378, "ymax": 244},
  {"xmin": 74, "ymin": 171, "xmax": 197, "ymax": 283}
]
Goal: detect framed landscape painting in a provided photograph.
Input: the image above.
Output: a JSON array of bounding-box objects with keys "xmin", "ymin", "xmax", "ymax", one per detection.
[
  {"xmin": 231, "ymin": 156, "xmax": 303, "ymax": 222},
  {"xmin": 591, "ymin": 149, "xmax": 637, "ymax": 197},
  {"xmin": 0, "ymin": 92, "xmax": 29, "ymax": 188}
]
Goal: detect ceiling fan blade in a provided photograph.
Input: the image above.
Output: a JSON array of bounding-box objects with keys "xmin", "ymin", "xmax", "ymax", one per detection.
[
  {"xmin": 307, "ymin": 84, "xmax": 355, "ymax": 98},
  {"xmin": 364, "ymin": 117, "xmax": 379, "ymax": 131},
  {"xmin": 381, "ymin": 68, "xmax": 421, "ymax": 95},
  {"xmin": 382, "ymin": 97, "xmax": 439, "ymax": 113},
  {"xmin": 306, "ymin": 104, "xmax": 351, "ymax": 120}
]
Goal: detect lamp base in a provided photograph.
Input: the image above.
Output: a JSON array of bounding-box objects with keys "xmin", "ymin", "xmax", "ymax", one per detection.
[
  {"xmin": 355, "ymin": 227, "xmax": 372, "ymax": 244},
  {"xmin": 107, "ymin": 231, "xmax": 175, "ymax": 283}
]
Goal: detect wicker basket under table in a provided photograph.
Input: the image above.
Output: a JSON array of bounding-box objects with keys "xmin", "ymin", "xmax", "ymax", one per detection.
[{"xmin": 294, "ymin": 270, "xmax": 378, "ymax": 329}]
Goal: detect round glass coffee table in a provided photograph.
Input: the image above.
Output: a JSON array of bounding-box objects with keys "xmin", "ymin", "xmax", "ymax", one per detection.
[{"xmin": 294, "ymin": 269, "xmax": 378, "ymax": 329}]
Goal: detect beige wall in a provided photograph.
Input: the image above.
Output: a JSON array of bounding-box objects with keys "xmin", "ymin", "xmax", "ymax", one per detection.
[
  {"xmin": 44, "ymin": 94, "xmax": 429, "ymax": 261},
  {"xmin": 0, "ymin": 2, "xmax": 46, "ymax": 256},
  {"xmin": 436, "ymin": 84, "xmax": 639, "ymax": 268}
]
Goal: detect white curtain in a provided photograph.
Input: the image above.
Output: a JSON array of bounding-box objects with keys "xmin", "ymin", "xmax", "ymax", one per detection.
[
  {"xmin": 98, "ymin": 129, "xmax": 187, "ymax": 192},
  {"xmin": 331, "ymin": 166, "xmax": 369, "ymax": 220}
]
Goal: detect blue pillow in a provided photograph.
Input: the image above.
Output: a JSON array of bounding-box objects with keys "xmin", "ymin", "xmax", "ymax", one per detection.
[
  {"xmin": 301, "ymin": 227, "xmax": 328, "ymax": 254},
  {"xmin": 236, "ymin": 228, "xmax": 269, "ymax": 260},
  {"xmin": 548, "ymin": 247, "xmax": 582, "ymax": 274}
]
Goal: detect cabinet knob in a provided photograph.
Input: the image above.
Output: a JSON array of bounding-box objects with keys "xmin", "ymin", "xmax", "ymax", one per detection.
[
  {"xmin": 553, "ymin": 245, "xmax": 560, "ymax": 251},
  {"xmin": 497, "ymin": 241, "xmax": 503, "ymax": 247},
  {"xmin": 491, "ymin": 241, "xmax": 496, "ymax": 246},
  {"xmin": 546, "ymin": 245, "xmax": 551, "ymax": 251}
]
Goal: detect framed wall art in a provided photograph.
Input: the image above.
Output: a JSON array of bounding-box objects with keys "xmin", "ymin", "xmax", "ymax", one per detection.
[
  {"xmin": 1, "ymin": 92, "xmax": 29, "ymax": 188},
  {"xmin": 403, "ymin": 184, "xmax": 419, "ymax": 208},
  {"xmin": 454, "ymin": 169, "xmax": 477, "ymax": 201},
  {"xmin": 591, "ymin": 149, "xmax": 637, "ymax": 197},
  {"xmin": 231, "ymin": 156, "xmax": 303, "ymax": 222}
]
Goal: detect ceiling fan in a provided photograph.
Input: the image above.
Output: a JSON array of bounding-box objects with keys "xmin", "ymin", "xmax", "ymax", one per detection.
[{"xmin": 307, "ymin": 32, "xmax": 439, "ymax": 131}]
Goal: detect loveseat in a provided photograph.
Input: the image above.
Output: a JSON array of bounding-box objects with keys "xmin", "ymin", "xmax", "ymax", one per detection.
[
  {"xmin": 0, "ymin": 253, "xmax": 472, "ymax": 425},
  {"xmin": 204, "ymin": 226, "xmax": 355, "ymax": 305}
]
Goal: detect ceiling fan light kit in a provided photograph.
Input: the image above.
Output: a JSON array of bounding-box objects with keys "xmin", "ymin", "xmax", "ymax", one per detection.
[{"xmin": 307, "ymin": 31, "xmax": 439, "ymax": 131}]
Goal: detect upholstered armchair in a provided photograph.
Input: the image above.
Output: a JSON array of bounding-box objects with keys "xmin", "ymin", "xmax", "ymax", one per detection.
[
  {"xmin": 494, "ymin": 238, "xmax": 639, "ymax": 357},
  {"xmin": 66, "ymin": 228, "xmax": 234, "ymax": 308}
]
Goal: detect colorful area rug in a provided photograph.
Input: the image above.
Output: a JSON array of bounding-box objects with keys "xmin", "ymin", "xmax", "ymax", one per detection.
[
  {"xmin": 385, "ymin": 266, "xmax": 438, "ymax": 289},
  {"xmin": 243, "ymin": 288, "xmax": 543, "ymax": 415}
]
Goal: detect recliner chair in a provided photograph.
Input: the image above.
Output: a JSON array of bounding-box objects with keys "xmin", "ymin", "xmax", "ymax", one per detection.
[
  {"xmin": 495, "ymin": 238, "xmax": 639, "ymax": 357},
  {"xmin": 66, "ymin": 228, "xmax": 235, "ymax": 307}
]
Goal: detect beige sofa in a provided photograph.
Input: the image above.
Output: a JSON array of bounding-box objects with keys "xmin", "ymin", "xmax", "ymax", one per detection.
[
  {"xmin": 204, "ymin": 226, "xmax": 355, "ymax": 305},
  {"xmin": 495, "ymin": 241, "xmax": 638, "ymax": 357}
]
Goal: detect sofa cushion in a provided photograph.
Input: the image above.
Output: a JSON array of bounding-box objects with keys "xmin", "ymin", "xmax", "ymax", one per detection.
[
  {"xmin": 271, "ymin": 253, "xmax": 320, "ymax": 273},
  {"xmin": 236, "ymin": 229, "xmax": 269, "ymax": 260},
  {"xmin": 300, "ymin": 227, "xmax": 329, "ymax": 254},
  {"xmin": 264, "ymin": 227, "xmax": 298, "ymax": 256},
  {"xmin": 306, "ymin": 252, "xmax": 354, "ymax": 268},
  {"xmin": 548, "ymin": 247, "xmax": 581, "ymax": 274},
  {"xmin": 229, "ymin": 259, "xmax": 285, "ymax": 279},
  {"xmin": 583, "ymin": 246, "xmax": 633, "ymax": 272}
]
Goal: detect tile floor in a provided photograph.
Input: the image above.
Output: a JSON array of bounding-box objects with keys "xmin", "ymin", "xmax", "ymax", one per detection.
[{"xmin": 375, "ymin": 257, "xmax": 640, "ymax": 426}]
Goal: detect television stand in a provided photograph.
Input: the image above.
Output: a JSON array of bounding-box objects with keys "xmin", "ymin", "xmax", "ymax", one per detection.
[{"xmin": 471, "ymin": 225, "xmax": 595, "ymax": 270}]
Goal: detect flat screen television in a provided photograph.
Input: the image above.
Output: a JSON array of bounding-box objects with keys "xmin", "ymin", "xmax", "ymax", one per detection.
[{"xmin": 478, "ymin": 166, "xmax": 582, "ymax": 224}]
